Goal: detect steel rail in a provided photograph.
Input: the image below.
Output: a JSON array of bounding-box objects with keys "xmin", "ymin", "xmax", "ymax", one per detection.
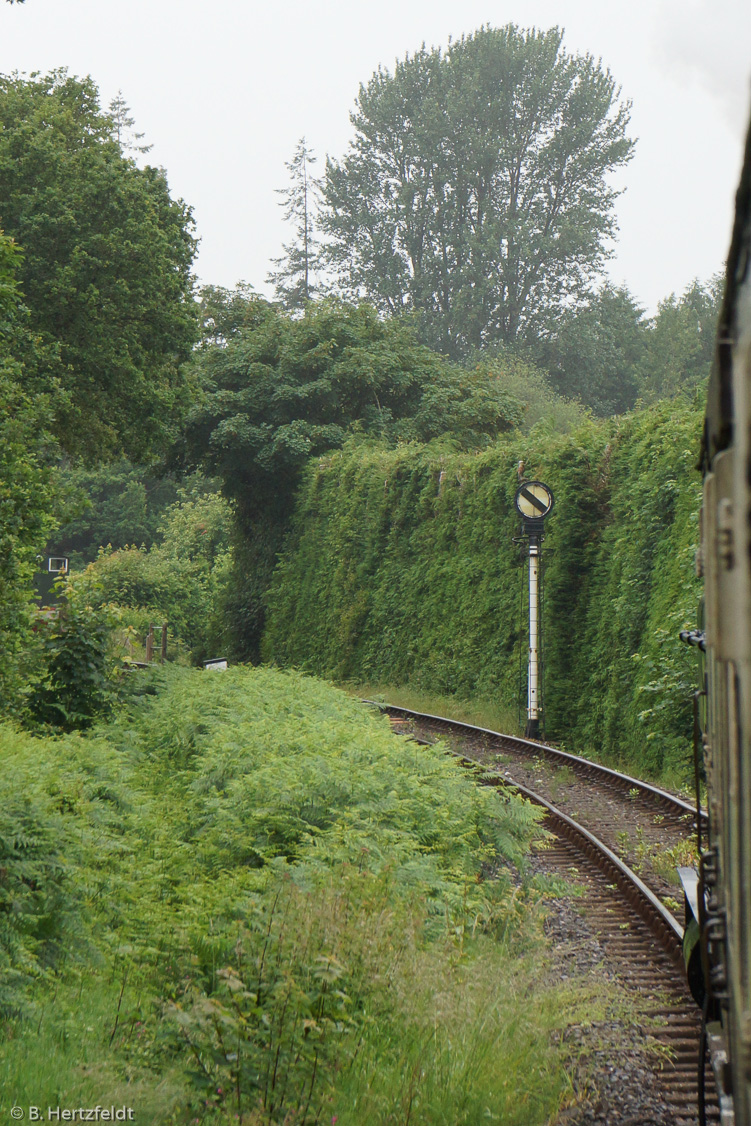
[
  {"xmin": 397, "ymin": 725, "xmax": 686, "ymax": 970},
  {"xmin": 366, "ymin": 700, "xmax": 705, "ymax": 825},
  {"xmin": 476, "ymin": 768, "xmax": 684, "ymax": 968},
  {"xmin": 373, "ymin": 700, "xmax": 717, "ymax": 1117}
]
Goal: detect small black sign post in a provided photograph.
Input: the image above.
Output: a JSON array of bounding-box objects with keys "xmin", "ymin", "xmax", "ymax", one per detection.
[{"xmin": 514, "ymin": 482, "xmax": 554, "ymax": 739}]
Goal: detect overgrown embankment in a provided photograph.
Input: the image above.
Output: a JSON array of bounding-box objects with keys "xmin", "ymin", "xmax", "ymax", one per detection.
[
  {"xmin": 1, "ymin": 665, "xmax": 591, "ymax": 1124},
  {"xmin": 263, "ymin": 403, "xmax": 702, "ymax": 783}
]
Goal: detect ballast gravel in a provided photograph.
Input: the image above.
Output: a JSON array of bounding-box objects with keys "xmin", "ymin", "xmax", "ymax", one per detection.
[{"xmin": 543, "ymin": 887, "xmax": 688, "ymax": 1126}]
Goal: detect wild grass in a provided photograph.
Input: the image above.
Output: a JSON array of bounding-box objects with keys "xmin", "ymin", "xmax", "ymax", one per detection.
[
  {"xmin": 0, "ymin": 979, "xmax": 187, "ymax": 1120},
  {"xmin": 330, "ymin": 936, "xmax": 596, "ymax": 1126},
  {"xmin": 0, "ymin": 666, "xmax": 606, "ymax": 1123},
  {"xmin": 350, "ymin": 681, "xmax": 521, "ymax": 737}
]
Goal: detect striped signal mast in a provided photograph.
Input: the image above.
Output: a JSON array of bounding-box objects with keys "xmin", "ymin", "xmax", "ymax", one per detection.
[{"xmin": 514, "ymin": 481, "xmax": 554, "ymax": 739}]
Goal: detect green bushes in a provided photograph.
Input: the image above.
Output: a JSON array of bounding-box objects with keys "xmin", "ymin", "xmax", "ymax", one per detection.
[
  {"xmin": 27, "ymin": 597, "xmax": 114, "ymax": 730},
  {"xmin": 263, "ymin": 404, "xmax": 703, "ymax": 783},
  {"xmin": 0, "ymin": 721, "xmax": 134, "ymax": 1013},
  {"xmin": 67, "ymin": 489, "xmax": 234, "ymax": 661},
  {"xmin": 2, "ymin": 666, "xmax": 589, "ymax": 1124}
]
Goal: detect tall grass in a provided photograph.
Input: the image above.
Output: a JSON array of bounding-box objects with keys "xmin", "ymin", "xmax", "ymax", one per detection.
[
  {"xmin": 352, "ymin": 682, "xmax": 521, "ymax": 736},
  {"xmin": 0, "ymin": 979, "xmax": 186, "ymax": 1119},
  {"xmin": 0, "ymin": 667, "xmax": 607, "ymax": 1123}
]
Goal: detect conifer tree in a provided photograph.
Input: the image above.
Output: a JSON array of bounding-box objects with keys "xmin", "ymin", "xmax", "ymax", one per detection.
[
  {"xmin": 108, "ymin": 91, "xmax": 153, "ymax": 154},
  {"xmin": 267, "ymin": 138, "xmax": 321, "ymax": 310}
]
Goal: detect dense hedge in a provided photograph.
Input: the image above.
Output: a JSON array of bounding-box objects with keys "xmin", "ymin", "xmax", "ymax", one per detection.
[{"xmin": 263, "ymin": 403, "xmax": 702, "ymax": 782}]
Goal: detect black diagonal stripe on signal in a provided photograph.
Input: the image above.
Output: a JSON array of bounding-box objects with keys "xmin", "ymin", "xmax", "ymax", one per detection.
[{"xmin": 520, "ymin": 486, "xmax": 549, "ymax": 513}]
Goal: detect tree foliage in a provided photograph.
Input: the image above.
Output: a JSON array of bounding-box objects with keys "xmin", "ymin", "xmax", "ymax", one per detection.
[
  {"xmin": 478, "ymin": 351, "xmax": 587, "ymax": 433},
  {"xmin": 0, "ymin": 228, "xmax": 21, "ymax": 312},
  {"xmin": 51, "ymin": 461, "xmax": 224, "ymax": 567},
  {"xmin": 636, "ymin": 276, "xmax": 721, "ymax": 402},
  {"xmin": 182, "ymin": 294, "xmax": 522, "ymax": 524},
  {"xmin": 521, "ymin": 275, "xmax": 721, "ymax": 415},
  {"xmin": 195, "ymin": 281, "xmax": 260, "ymax": 347},
  {"xmin": 322, "ymin": 24, "xmax": 634, "ymax": 357},
  {"xmin": 0, "ymin": 70, "xmax": 198, "ymax": 462},
  {"xmin": 0, "ymin": 229, "xmax": 59, "ymax": 710},
  {"xmin": 530, "ymin": 284, "xmax": 646, "ymax": 416}
]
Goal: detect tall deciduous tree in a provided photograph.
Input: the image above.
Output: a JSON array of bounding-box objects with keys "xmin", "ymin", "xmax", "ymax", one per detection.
[
  {"xmin": 636, "ymin": 276, "xmax": 722, "ymax": 402},
  {"xmin": 530, "ymin": 284, "xmax": 646, "ymax": 416},
  {"xmin": 267, "ymin": 138, "xmax": 322, "ymax": 310},
  {"xmin": 322, "ymin": 25, "xmax": 634, "ymax": 357},
  {"xmin": 0, "ymin": 70, "xmax": 198, "ymax": 463},
  {"xmin": 0, "ymin": 229, "xmax": 59, "ymax": 706}
]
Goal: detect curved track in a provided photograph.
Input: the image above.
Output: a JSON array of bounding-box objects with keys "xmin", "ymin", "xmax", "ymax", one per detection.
[
  {"xmin": 374, "ymin": 702, "xmax": 703, "ymax": 823},
  {"xmin": 378, "ymin": 703, "xmax": 702, "ymax": 905},
  {"xmin": 371, "ymin": 701, "xmax": 717, "ymax": 1124}
]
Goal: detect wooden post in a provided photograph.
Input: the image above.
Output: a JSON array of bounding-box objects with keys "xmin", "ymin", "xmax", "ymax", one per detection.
[
  {"xmin": 160, "ymin": 623, "xmax": 167, "ymax": 663},
  {"xmin": 145, "ymin": 625, "xmax": 154, "ymax": 663}
]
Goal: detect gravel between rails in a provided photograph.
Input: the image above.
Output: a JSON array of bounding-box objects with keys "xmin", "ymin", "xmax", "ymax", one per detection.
[{"xmin": 539, "ymin": 872, "xmax": 677, "ymax": 1126}]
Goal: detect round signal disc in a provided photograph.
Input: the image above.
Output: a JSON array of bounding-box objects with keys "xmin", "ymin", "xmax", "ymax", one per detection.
[{"xmin": 514, "ymin": 481, "xmax": 554, "ymax": 519}]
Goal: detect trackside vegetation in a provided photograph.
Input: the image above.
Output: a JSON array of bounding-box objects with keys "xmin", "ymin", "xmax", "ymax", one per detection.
[
  {"xmin": 263, "ymin": 402, "xmax": 702, "ymax": 785},
  {"xmin": 0, "ymin": 22, "xmax": 718, "ymax": 1123},
  {"xmin": 0, "ymin": 665, "xmax": 601, "ymax": 1123}
]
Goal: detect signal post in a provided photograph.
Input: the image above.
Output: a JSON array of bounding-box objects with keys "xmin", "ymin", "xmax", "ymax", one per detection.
[{"xmin": 514, "ymin": 481, "xmax": 554, "ymax": 739}]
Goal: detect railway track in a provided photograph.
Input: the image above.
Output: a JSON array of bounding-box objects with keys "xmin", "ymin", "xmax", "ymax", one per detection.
[{"xmin": 370, "ymin": 701, "xmax": 718, "ymax": 1126}]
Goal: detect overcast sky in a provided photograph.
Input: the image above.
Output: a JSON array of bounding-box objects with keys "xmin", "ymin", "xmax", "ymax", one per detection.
[{"xmin": 1, "ymin": 0, "xmax": 750, "ymax": 314}]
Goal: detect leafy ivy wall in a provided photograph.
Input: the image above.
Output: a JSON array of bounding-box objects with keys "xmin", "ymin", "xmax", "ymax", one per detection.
[{"xmin": 263, "ymin": 403, "xmax": 702, "ymax": 782}]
